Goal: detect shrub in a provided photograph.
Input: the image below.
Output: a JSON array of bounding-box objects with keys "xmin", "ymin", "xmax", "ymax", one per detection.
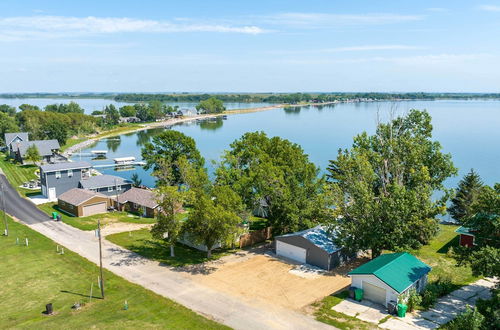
[
  {"xmin": 406, "ymin": 288, "xmax": 422, "ymax": 312},
  {"xmin": 421, "ymin": 289, "xmax": 437, "ymax": 308},
  {"xmin": 446, "ymin": 306, "xmax": 484, "ymax": 330},
  {"xmin": 476, "ymin": 288, "xmax": 500, "ymax": 330}
]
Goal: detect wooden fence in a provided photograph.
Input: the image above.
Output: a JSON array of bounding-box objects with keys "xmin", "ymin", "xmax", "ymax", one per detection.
[{"xmin": 239, "ymin": 227, "xmax": 272, "ymax": 248}]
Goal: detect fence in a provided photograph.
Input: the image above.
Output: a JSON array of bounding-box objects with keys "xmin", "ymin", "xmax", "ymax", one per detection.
[{"xmin": 239, "ymin": 227, "xmax": 272, "ymax": 248}]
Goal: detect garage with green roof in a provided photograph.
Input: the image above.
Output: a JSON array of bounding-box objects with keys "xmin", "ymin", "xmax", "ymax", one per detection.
[{"xmin": 348, "ymin": 252, "xmax": 431, "ymax": 307}]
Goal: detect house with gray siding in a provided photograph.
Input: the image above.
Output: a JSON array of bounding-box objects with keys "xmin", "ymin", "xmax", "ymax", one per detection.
[
  {"xmin": 79, "ymin": 174, "xmax": 132, "ymax": 197},
  {"xmin": 275, "ymin": 225, "xmax": 351, "ymax": 270},
  {"xmin": 40, "ymin": 161, "xmax": 91, "ymax": 201},
  {"xmin": 4, "ymin": 132, "xmax": 29, "ymax": 155}
]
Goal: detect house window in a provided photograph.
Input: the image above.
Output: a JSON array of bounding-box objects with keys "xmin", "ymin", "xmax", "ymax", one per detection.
[
  {"xmin": 116, "ymin": 185, "xmax": 122, "ymax": 191},
  {"xmin": 55, "ymin": 171, "xmax": 61, "ymax": 179},
  {"xmin": 68, "ymin": 169, "xmax": 73, "ymax": 177},
  {"xmin": 133, "ymin": 203, "xmax": 138, "ymax": 209},
  {"xmin": 60, "ymin": 201, "xmax": 65, "ymax": 206},
  {"xmin": 108, "ymin": 186, "xmax": 114, "ymax": 192}
]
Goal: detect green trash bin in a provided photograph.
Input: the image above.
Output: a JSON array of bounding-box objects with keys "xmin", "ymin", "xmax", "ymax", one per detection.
[
  {"xmin": 354, "ymin": 288, "xmax": 364, "ymax": 301},
  {"xmin": 52, "ymin": 212, "xmax": 58, "ymax": 220},
  {"xmin": 397, "ymin": 304, "xmax": 407, "ymax": 318}
]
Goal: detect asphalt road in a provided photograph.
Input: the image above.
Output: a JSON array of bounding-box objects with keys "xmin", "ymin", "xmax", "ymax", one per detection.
[
  {"xmin": 0, "ymin": 174, "xmax": 50, "ymax": 224},
  {"xmin": 0, "ymin": 173, "xmax": 335, "ymax": 330}
]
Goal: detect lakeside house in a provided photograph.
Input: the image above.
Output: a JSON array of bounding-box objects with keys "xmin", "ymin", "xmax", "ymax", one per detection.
[
  {"xmin": 79, "ymin": 174, "xmax": 132, "ymax": 196},
  {"xmin": 4, "ymin": 132, "xmax": 60, "ymax": 164},
  {"xmin": 40, "ymin": 161, "xmax": 92, "ymax": 200},
  {"xmin": 115, "ymin": 187, "xmax": 160, "ymax": 217}
]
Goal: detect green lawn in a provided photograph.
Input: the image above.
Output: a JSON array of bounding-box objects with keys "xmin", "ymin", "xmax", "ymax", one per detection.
[
  {"xmin": 60, "ymin": 137, "xmax": 86, "ymax": 152},
  {"xmin": 37, "ymin": 203, "xmax": 156, "ymax": 231},
  {"xmin": 0, "ymin": 213, "xmax": 227, "ymax": 329},
  {"xmin": 0, "ymin": 152, "xmax": 40, "ymax": 196},
  {"xmin": 409, "ymin": 224, "xmax": 478, "ymax": 288},
  {"xmin": 106, "ymin": 229, "xmax": 235, "ymax": 267}
]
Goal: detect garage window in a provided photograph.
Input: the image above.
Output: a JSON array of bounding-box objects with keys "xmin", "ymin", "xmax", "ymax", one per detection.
[{"xmin": 55, "ymin": 171, "xmax": 61, "ymax": 179}]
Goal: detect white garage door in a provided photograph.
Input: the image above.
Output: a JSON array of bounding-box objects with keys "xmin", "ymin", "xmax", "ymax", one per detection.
[
  {"xmin": 276, "ymin": 241, "xmax": 306, "ymax": 263},
  {"xmin": 82, "ymin": 202, "xmax": 107, "ymax": 217},
  {"xmin": 363, "ymin": 281, "xmax": 387, "ymax": 306}
]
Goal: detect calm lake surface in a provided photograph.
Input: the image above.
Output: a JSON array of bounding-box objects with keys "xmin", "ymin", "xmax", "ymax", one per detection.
[
  {"xmin": 0, "ymin": 98, "xmax": 271, "ymax": 115},
  {"xmin": 71, "ymin": 100, "xmax": 499, "ymax": 191}
]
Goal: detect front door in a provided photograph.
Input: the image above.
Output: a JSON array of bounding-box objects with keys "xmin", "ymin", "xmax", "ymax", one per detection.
[
  {"xmin": 141, "ymin": 206, "xmax": 147, "ymax": 217},
  {"xmin": 48, "ymin": 187, "xmax": 56, "ymax": 201}
]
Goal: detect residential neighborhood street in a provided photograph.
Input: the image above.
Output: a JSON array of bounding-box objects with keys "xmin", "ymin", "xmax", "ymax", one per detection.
[{"xmin": 0, "ymin": 173, "xmax": 335, "ymax": 330}]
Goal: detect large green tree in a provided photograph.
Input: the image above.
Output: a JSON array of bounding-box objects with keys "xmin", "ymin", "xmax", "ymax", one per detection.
[
  {"xmin": 104, "ymin": 104, "xmax": 120, "ymax": 126},
  {"xmin": 142, "ymin": 130, "xmax": 204, "ymax": 186},
  {"xmin": 184, "ymin": 184, "xmax": 244, "ymax": 258},
  {"xmin": 327, "ymin": 110, "xmax": 457, "ymax": 258},
  {"xmin": 45, "ymin": 120, "xmax": 68, "ymax": 145},
  {"xmin": 448, "ymin": 169, "xmax": 484, "ymax": 223},
  {"xmin": 195, "ymin": 97, "xmax": 225, "ymax": 114},
  {"xmin": 455, "ymin": 183, "xmax": 500, "ymax": 278},
  {"xmin": 0, "ymin": 112, "xmax": 20, "ymax": 145},
  {"xmin": 216, "ymin": 131, "xmax": 327, "ymax": 234},
  {"xmin": 151, "ymin": 185, "xmax": 186, "ymax": 257},
  {"xmin": 0, "ymin": 104, "xmax": 16, "ymax": 116}
]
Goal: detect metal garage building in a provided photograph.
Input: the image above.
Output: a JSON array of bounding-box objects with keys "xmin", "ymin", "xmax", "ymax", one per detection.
[
  {"xmin": 348, "ymin": 252, "xmax": 431, "ymax": 307},
  {"xmin": 274, "ymin": 225, "xmax": 349, "ymax": 270}
]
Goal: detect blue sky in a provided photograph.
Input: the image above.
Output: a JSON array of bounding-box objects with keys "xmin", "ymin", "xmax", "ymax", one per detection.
[{"xmin": 0, "ymin": 0, "xmax": 499, "ymax": 93}]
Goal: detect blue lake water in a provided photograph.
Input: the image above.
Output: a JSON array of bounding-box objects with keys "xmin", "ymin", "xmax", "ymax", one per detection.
[
  {"xmin": 71, "ymin": 100, "xmax": 500, "ymax": 190},
  {"xmin": 0, "ymin": 98, "xmax": 272, "ymax": 115}
]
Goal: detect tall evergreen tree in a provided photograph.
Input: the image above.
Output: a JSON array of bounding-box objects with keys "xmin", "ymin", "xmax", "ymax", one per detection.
[{"xmin": 448, "ymin": 169, "xmax": 484, "ymax": 223}]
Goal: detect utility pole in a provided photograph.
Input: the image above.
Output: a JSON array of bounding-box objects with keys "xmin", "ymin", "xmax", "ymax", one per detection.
[
  {"xmin": 97, "ymin": 218, "xmax": 104, "ymax": 299},
  {"xmin": 1, "ymin": 179, "xmax": 8, "ymax": 236}
]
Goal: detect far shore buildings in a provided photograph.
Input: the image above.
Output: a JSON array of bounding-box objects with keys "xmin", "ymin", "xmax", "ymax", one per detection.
[{"xmin": 4, "ymin": 132, "xmax": 60, "ymax": 164}]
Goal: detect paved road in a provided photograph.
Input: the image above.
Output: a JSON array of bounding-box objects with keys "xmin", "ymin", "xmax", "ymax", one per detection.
[
  {"xmin": 0, "ymin": 174, "xmax": 51, "ymax": 224},
  {"xmin": 0, "ymin": 173, "xmax": 334, "ymax": 330}
]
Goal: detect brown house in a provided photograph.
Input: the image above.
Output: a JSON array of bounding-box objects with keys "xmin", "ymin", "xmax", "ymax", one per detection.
[
  {"xmin": 115, "ymin": 187, "xmax": 159, "ymax": 218},
  {"xmin": 58, "ymin": 188, "xmax": 111, "ymax": 217}
]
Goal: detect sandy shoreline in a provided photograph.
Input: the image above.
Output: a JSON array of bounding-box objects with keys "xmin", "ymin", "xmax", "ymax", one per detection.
[{"xmin": 63, "ymin": 101, "xmax": 338, "ymax": 156}]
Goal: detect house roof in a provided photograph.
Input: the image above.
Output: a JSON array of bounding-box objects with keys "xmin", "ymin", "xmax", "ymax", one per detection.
[
  {"xmin": 348, "ymin": 252, "xmax": 431, "ymax": 293},
  {"xmin": 456, "ymin": 226, "xmax": 475, "ymax": 237},
  {"xmin": 4, "ymin": 132, "xmax": 29, "ymax": 146},
  {"xmin": 58, "ymin": 188, "xmax": 108, "ymax": 206},
  {"xmin": 277, "ymin": 225, "xmax": 341, "ymax": 254},
  {"xmin": 79, "ymin": 174, "xmax": 131, "ymax": 190},
  {"xmin": 117, "ymin": 187, "xmax": 158, "ymax": 209},
  {"xmin": 40, "ymin": 161, "xmax": 91, "ymax": 172},
  {"xmin": 17, "ymin": 140, "xmax": 60, "ymax": 157}
]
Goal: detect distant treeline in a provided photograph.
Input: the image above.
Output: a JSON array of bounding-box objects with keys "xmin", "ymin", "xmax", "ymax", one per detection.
[{"xmin": 113, "ymin": 92, "xmax": 500, "ymax": 104}]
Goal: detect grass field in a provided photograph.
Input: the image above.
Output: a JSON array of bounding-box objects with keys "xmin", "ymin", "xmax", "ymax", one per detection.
[
  {"xmin": 0, "ymin": 152, "xmax": 39, "ymax": 196},
  {"xmin": 60, "ymin": 137, "xmax": 87, "ymax": 152},
  {"xmin": 0, "ymin": 213, "xmax": 227, "ymax": 329},
  {"xmin": 106, "ymin": 229, "xmax": 234, "ymax": 267},
  {"xmin": 409, "ymin": 224, "xmax": 478, "ymax": 287},
  {"xmin": 37, "ymin": 203, "xmax": 156, "ymax": 231}
]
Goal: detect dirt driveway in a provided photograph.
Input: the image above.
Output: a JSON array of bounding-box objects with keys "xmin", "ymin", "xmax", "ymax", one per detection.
[{"xmin": 188, "ymin": 251, "xmax": 354, "ymax": 311}]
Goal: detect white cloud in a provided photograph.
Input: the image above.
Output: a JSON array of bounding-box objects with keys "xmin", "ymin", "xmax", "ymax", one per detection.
[
  {"xmin": 260, "ymin": 12, "xmax": 423, "ymax": 27},
  {"xmin": 0, "ymin": 15, "xmax": 267, "ymax": 41},
  {"xmin": 479, "ymin": 5, "xmax": 500, "ymax": 12},
  {"xmin": 265, "ymin": 45, "xmax": 423, "ymax": 55}
]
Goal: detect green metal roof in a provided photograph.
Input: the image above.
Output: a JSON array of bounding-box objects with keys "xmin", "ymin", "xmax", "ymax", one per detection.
[
  {"xmin": 348, "ymin": 252, "xmax": 431, "ymax": 293},
  {"xmin": 455, "ymin": 226, "xmax": 475, "ymax": 236}
]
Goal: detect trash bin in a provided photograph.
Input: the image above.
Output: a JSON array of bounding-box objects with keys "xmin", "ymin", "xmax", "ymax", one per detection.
[
  {"xmin": 397, "ymin": 303, "xmax": 407, "ymax": 317},
  {"xmin": 56, "ymin": 214, "xmax": 62, "ymax": 222},
  {"xmin": 45, "ymin": 303, "xmax": 53, "ymax": 315},
  {"xmin": 349, "ymin": 287, "xmax": 356, "ymax": 299},
  {"xmin": 387, "ymin": 301, "xmax": 397, "ymax": 315},
  {"xmin": 52, "ymin": 212, "xmax": 58, "ymax": 220},
  {"xmin": 354, "ymin": 288, "xmax": 364, "ymax": 301}
]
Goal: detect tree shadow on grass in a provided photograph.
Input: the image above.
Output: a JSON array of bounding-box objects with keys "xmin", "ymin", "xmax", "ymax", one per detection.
[
  {"xmin": 61, "ymin": 290, "xmax": 102, "ymax": 300},
  {"xmin": 437, "ymin": 235, "xmax": 460, "ymax": 254},
  {"xmin": 107, "ymin": 247, "xmax": 148, "ymax": 267}
]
